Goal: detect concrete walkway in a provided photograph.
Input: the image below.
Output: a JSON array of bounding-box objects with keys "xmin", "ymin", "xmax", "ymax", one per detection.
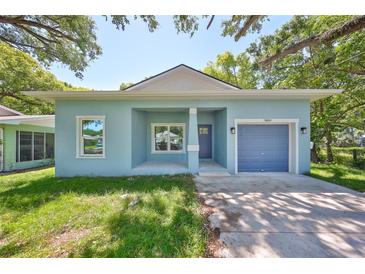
[{"xmin": 195, "ymin": 173, "xmax": 365, "ymax": 257}]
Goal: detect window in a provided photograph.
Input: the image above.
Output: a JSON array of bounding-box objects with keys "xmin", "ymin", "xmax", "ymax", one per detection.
[
  {"xmin": 45, "ymin": 133, "xmax": 55, "ymax": 159},
  {"xmin": 77, "ymin": 116, "xmax": 105, "ymax": 158},
  {"xmin": 152, "ymin": 124, "xmax": 185, "ymax": 153},
  {"xmin": 19, "ymin": 131, "xmax": 32, "ymax": 161},
  {"xmin": 34, "ymin": 132, "xmax": 45, "ymax": 160},
  {"xmin": 16, "ymin": 131, "xmax": 55, "ymax": 162}
]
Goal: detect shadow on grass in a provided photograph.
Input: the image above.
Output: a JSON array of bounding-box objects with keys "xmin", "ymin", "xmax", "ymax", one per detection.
[
  {"xmin": 310, "ymin": 164, "xmax": 365, "ymax": 192},
  {"xmin": 0, "ymin": 173, "xmax": 195, "ymax": 213},
  {"xmin": 78, "ymin": 205, "xmax": 205, "ymax": 258},
  {"xmin": 0, "ymin": 172, "xmax": 206, "ymax": 257}
]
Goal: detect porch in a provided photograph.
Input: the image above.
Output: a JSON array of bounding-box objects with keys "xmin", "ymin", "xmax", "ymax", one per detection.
[
  {"xmin": 132, "ymin": 159, "xmax": 227, "ymax": 176},
  {"xmin": 131, "ymin": 107, "xmax": 227, "ymax": 175}
]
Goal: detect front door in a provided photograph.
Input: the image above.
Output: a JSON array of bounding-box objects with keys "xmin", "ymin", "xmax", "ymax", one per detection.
[{"xmin": 198, "ymin": 125, "xmax": 212, "ymax": 159}]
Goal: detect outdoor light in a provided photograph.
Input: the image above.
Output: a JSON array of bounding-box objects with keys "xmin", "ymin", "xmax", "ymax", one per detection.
[
  {"xmin": 230, "ymin": 127, "xmax": 236, "ymax": 134},
  {"xmin": 300, "ymin": 127, "xmax": 307, "ymax": 134}
]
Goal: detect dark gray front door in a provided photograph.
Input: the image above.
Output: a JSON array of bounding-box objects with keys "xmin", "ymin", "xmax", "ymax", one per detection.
[
  {"xmin": 198, "ymin": 125, "xmax": 212, "ymax": 159},
  {"xmin": 237, "ymin": 124, "xmax": 289, "ymax": 172}
]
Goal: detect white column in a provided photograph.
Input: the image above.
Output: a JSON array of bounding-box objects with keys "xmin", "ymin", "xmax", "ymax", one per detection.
[{"xmin": 187, "ymin": 108, "xmax": 199, "ymax": 173}]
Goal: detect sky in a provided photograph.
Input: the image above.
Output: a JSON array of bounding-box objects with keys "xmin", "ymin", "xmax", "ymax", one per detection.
[{"xmin": 50, "ymin": 16, "xmax": 291, "ymax": 90}]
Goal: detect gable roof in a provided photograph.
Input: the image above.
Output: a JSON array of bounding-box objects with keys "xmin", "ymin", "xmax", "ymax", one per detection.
[
  {"xmin": 123, "ymin": 64, "xmax": 241, "ymax": 92},
  {"xmin": 0, "ymin": 104, "xmax": 23, "ymax": 116},
  {"xmin": 22, "ymin": 64, "xmax": 343, "ymax": 101}
]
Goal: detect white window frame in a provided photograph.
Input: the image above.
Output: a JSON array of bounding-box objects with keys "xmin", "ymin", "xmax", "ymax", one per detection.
[
  {"xmin": 151, "ymin": 123, "xmax": 186, "ymax": 154},
  {"xmin": 76, "ymin": 115, "xmax": 106, "ymax": 159}
]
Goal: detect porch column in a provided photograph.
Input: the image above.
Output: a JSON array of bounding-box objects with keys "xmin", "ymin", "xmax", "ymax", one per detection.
[{"xmin": 187, "ymin": 107, "xmax": 199, "ymax": 173}]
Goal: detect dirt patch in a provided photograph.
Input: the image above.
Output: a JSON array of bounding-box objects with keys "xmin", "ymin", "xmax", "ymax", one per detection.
[
  {"xmin": 48, "ymin": 227, "xmax": 92, "ymax": 257},
  {"xmin": 198, "ymin": 195, "xmax": 224, "ymax": 258}
]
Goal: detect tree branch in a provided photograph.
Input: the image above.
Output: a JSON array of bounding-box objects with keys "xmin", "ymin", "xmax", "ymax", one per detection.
[
  {"xmin": 0, "ymin": 16, "xmax": 76, "ymax": 42},
  {"xmin": 206, "ymin": 15, "xmax": 215, "ymax": 30},
  {"xmin": 13, "ymin": 23, "xmax": 58, "ymax": 45},
  {"xmin": 337, "ymin": 68, "xmax": 365, "ymax": 75},
  {"xmin": 259, "ymin": 15, "xmax": 365, "ymax": 68},
  {"xmin": 234, "ymin": 15, "xmax": 263, "ymax": 41}
]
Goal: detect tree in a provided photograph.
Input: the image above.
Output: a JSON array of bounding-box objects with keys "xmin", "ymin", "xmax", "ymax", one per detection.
[
  {"xmin": 171, "ymin": 15, "xmax": 365, "ymax": 68},
  {"xmin": 0, "ymin": 42, "xmax": 86, "ymax": 114},
  {"xmin": 246, "ymin": 16, "xmax": 365, "ymax": 162},
  {"xmin": 119, "ymin": 82, "xmax": 134, "ymax": 91},
  {"xmin": 0, "ymin": 16, "xmax": 158, "ymax": 79},
  {"xmin": 203, "ymin": 51, "xmax": 257, "ymax": 88}
]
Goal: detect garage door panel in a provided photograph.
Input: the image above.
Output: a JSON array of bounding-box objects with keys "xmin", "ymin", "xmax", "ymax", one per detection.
[{"xmin": 238, "ymin": 124, "xmax": 289, "ymax": 172}]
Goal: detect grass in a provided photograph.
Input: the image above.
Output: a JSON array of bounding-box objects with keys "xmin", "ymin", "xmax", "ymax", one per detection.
[
  {"xmin": 310, "ymin": 163, "xmax": 365, "ymax": 192},
  {"xmin": 319, "ymin": 147, "xmax": 365, "ymax": 169},
  {"xmin": 0, "ymin": 168, "xmax": 207, "ymax": 258}
]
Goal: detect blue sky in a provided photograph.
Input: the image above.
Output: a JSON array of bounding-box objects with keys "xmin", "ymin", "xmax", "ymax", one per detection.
[{"xmin": 50, "ymin": 16, "xmax": 291, "ymax": 90}]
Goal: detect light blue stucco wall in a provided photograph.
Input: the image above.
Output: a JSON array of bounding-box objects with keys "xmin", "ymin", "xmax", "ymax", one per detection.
[
  {"xmin": 214, "ymin": 109, "xmax": 227, "ymax": 168},
  {"xmin": 131, "ymin": 110, "xmax": 189, "ymax": 166},
  {"xmin": 55, "ymin": 99, "xmax": 310, "ymax": 177},
  {"xmin": 131, "ymin": 109, "xmax": 147, "ymax": 167}
]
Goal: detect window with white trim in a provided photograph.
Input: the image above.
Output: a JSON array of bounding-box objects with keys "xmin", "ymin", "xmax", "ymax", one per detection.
[
  {"xmin": 152, "ymin": 124, "xmax": 185, "ymax": 153},
  {"xmin": 77, "ymin": 116, "xmax": 105, "ymax": 158}
]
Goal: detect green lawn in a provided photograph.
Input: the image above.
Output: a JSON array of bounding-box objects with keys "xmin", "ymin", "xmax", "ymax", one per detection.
[
  {"xmin": 310, "ymin": 163, "xmax": 365, "ymax": 192},
  {"xmin": 0, "ymin": 168, "xmax": 207, "ymax": 258}
]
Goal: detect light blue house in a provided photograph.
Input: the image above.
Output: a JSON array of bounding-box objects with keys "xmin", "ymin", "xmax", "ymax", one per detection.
[{"xmin": 26, "ymin": 64, "xmax": 340, "ymax": 177}]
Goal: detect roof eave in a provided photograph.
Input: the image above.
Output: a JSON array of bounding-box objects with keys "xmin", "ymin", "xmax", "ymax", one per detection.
[{"xmin": 22, "ymin": 89, "xmax": 343, "ymax": 102}]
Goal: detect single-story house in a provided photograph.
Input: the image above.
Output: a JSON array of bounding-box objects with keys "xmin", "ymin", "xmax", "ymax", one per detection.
[
  {"xmin": 0, "ymin": 104, "xmax": 55, "ymax": 172},
  {"xmin": 25, "ymin": 64, "xmax": 341, "ymax": 177}
]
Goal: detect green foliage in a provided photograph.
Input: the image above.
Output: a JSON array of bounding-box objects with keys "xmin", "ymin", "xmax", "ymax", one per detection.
[
  {"xmin": 0, "ymin": 42, "xmax": 62, "ymax": 114},
  {"xmin": 0, "ymin": 16, "xmax": 102, "ymax": 79},
  {"xmin": 0, "ymin": 42, "xmax": 87, "ymax": 114},
  {"xmin": 109, "ymin": 15, "xmax": 158, "ymax": 32},
  {"xmin": 246, "ymin": 16, "xmax": 365, "ymax": 158},
  {"xmin": 119, "ymin": 82, "xmax": 134, "ymax": 91},
  {"xmin": 0, "ymin": 168, "xmax": 207, "ymax": 257},
  {"xmin": 320, "ymin": 147, "xmax": 365, "ymax": 169},
  {"xmin": 203, "ymin": 51, "xmax": 257, "ymax": 88},
  {"xmin": 0, "ymin": 16, "xmax": 160, "ymax": 79},
  {"xmin": 171, "ymin": 16, "xmax": 268, "ymax": 39},
  {"xmin": 310, "ymin": 163, "xmax": 365, "ymax": 192}
]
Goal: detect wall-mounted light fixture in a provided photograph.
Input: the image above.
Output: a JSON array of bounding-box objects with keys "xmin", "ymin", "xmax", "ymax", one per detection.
[
  {"xmin": 300, "ymin": 127, "xmax": 307, "ymax": 134},
  {"xmin": 230, "ymin": 127, "xmax": 236, "ymax": 134}
]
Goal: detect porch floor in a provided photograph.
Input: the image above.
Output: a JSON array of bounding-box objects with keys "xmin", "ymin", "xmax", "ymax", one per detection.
[
  {"xmin": 199, "ymin": 159, "xmax": 227, "ymax": 172},
  {"xmin": 133, "ymin": 161, "xmax": 188, "ymax": 175}
]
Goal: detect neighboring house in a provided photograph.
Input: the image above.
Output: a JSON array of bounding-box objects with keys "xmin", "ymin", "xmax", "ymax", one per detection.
[
  {"xmin": 25, "ymin": 64, "xmax": 341, "ymax": 177},
  {"xmin": 0, "ymin": 105, "xmax": 55, "ymax": 172}
]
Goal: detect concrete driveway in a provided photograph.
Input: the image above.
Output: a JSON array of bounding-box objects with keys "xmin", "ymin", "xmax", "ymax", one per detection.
[{"xmin": 195, "ymin": 173, "xmax": 365, "ymax": 258}]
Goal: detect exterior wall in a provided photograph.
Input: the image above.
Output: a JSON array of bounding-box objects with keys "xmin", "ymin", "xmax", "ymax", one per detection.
[
  {"xmin": 214, "ymin": 109, "xmax": 227, "ymax": 168},
  {"xmin": 0, "ymin": 123, "xmax": 54, "ymax": 172},
  {"xmin": 131, "ymin": 109, "xmax": 147, "ymax": 167},
  {"xmin": 55, "ymin": 99, "xmax": 310, "ymax": 176},
  {"xmin": 131, "ymin": 110, "xmax": 189, "ymax": 167}
]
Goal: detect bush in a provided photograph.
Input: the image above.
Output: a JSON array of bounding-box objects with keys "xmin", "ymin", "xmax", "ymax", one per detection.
[{"xmin": 320, "ymin": 147, "xmax": 365, "ymax": 169}]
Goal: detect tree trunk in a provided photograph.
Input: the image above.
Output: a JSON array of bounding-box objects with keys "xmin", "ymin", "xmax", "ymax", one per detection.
[
  {"xmin": 311, "ymin": 142, "xmax": 320, "ymax": 163},
  {"xmin": 353, "ymin": 149, "xmax": 358, "ymax": 164},
  {"xmin": 325, "ymin": 129, "xmax": 334, "ymax": 162}
]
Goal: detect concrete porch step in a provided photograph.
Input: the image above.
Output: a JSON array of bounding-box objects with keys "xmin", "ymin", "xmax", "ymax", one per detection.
[{"xmin": 198, "ymin": 171, "xmax": 231, "ymax": 177}]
